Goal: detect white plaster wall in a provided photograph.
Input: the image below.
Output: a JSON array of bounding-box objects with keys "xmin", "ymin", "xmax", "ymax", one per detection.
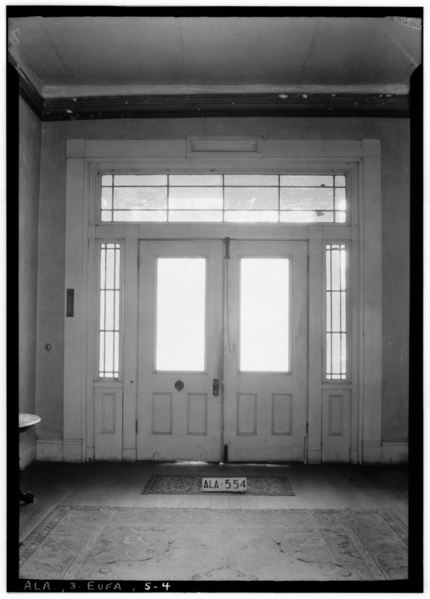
[{"xmin": 19, "ymin": 98, "xmax": 42, "ymax": 465}]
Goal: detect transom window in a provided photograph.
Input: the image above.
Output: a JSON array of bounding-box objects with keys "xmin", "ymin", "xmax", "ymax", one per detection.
[{"xmin": 100, "ymin": 174, "xmax": 347, "ymax": 223}]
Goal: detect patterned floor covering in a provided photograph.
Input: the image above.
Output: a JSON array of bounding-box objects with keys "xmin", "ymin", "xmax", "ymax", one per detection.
[
  {"xmin": 142, "ymin": 474, "xmax": 295, "ymax": 495},
  {"xmin": 19, "ymin": 506, "xmax": 407, "ymax": 581}
]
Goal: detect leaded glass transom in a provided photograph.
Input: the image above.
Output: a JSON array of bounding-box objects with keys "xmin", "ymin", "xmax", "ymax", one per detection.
[{"xmin": 100, "ymin": 174, "xmax": 347, "ymax": 223}]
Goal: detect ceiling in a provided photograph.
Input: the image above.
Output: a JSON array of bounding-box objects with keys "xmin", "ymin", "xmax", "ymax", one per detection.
[{"xmin": 8, "ymin": 15, "xmax": 422, "ymax": 119}]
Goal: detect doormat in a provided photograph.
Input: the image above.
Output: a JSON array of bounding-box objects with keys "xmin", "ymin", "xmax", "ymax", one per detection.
[
  {"xmin": 19, "ymin": 505, "xmax": 407, "ymax": 581},
  {"xmin": 141, "ymin": 474, "xmax": 295, "ymax": 496}
]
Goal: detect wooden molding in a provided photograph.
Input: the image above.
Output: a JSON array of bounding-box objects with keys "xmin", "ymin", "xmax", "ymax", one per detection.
[
  {"xmin": 43, "ymin": 93, "xmax": 409, "ymax": 120},
  {"xmin": 17, "ymin": 72, "xmax": 44, "ymax": 120},
  {"xmin": 14, "ymin": 66, "xmax": 410, "ymax": 121}
]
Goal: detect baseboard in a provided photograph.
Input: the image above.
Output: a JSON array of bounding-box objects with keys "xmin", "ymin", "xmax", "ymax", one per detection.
[
  {"xmin": 36, "ymin": 440, "xmax": 138, "ymax": 463},
  {"xmin": 122, "ymin": 448, "xmax": 137, "ymax": 461},
  {"xmin": 361, "ymin": 441, "xmax": 382, "ymax": 464},
  {"xmin": 38, "ymin": 439, "xmax": 82, "ymax": 462},
  {"xmin": 306, "ymin": 449, "xmax": 322, "ymax": 464},
  {"xmin": 63, "ymin": 439, "xmax": 83, "ymax": 462},
  {"xmin": 20, "ymin": 431, "xmax": 37, "ymax": 469},
  {"xmin": 37, "ymin": 438, "xmax": 63, "ymax": 462},
  {"xmin": 86, "ymin": 446, "xmax": 95, "ymax": 461},
  {"xmin": 35, "ymin": 439, "xmax": 407, "ymax": 464},
  {"xmin": 350, "ymin": 449, "xmax": 359, "ymax": 464},
  {"xmin": 381, "ymin": 439, "xmax": 408, "ymax": 464}
]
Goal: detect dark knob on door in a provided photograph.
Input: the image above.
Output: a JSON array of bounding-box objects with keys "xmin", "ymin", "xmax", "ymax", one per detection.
[
  {"xmin": 174, "ymin": 379, "xmax": 184, "ymax": 392},
  {"xmin": 213, "ymin": 378, "xmax": 220, "ymax": 396}
]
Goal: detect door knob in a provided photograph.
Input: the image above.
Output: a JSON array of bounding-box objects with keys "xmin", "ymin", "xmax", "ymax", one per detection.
[
  {"xmin": 174, "ymin": 379, "xmax": 184, "ymax": 392},
  {"xmin": 212, "ymin": 378, "xmax": 220, "ymax": 396}
]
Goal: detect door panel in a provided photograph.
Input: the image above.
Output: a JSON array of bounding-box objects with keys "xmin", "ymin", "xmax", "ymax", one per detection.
[
  {"xmin": 224, "ymin": 241, "xmax": 308, "ymax": 462},
  {"xmin": 94, "ymin": 388, "xmax": 123, "ymax": 460},
  {"xmin": 137, "ymin": 240, "xmax": 223, "ymax": 461}
]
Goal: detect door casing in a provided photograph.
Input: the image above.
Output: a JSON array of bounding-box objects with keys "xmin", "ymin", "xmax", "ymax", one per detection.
[{"xmin": 59, "ymin": 138, "xmax": 382, "ymax": 465}]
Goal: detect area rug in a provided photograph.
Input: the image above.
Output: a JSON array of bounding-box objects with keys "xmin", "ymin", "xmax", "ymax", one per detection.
[
  {"xmin": 19, "ymin": 506, "xmax": 407, "ymax": 581},
  {"xmin": 141, "ymin": 474, "xmax": 294, "ymax": 496}
]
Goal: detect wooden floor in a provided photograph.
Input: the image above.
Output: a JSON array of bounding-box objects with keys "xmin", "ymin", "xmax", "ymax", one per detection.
[{"xmin": 18, "ymin": 461, "xmax": 408, "ymax": 543}]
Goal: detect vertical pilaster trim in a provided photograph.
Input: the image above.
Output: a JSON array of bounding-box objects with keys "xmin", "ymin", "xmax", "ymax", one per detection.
[
  {"xmin": 307, "ymin": 234, "xmax": 323, "ymax": 461},
  {"xmin": 360, "ymin": 139, "xmax": 383, "ymax": 462},
  {"xmin": 64, "ymin": 140, "xmax": 87, "ymax": 461},
  {"xmin": 358, "ymin": 160, "xmax": 365, "ymax": 465},
  {"xmin": 86, "ymin": 224, "xmax": 96, "ymax": 455},
  {"xmin": 123, "ymin": 229, "xmax": 139, "ymax": 453}
]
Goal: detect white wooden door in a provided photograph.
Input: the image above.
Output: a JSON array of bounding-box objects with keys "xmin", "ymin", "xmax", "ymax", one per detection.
[
  {"xmin": 223, "ymin": 241, "xmax": 308, "ymax": 462},
  {"xmin": 137, "ymin": 240, "xmax": 223, "ymax": 461},
  {"xmin": 137, "ymin": 239, "xmax": 307, "ymax": 462}
]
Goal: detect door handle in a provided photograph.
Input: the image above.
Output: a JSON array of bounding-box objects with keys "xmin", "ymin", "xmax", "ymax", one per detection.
[
  {"xmin": 212, "ymin": 378, "xmax": 220, "ymax": 396},
  {"xmin": 174, "ymin": 379, "xmax": 184, "ymax": 392}
]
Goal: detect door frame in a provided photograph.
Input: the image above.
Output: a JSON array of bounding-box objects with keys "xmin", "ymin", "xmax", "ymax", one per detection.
[{"xmin": 59, "ymin": 138, "xmax": 382, "ymax": 464}]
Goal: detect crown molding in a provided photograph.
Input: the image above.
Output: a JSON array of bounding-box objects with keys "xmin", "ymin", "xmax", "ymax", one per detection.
[
  {"xmin": 13, "ymin": 71, "xmax": 410, "ymax": 121},
  {"xmin": 41, "ymin": 83, "xmax": 410, "ymax": 99},
  {"xmin": 42, "ymin": 93, "xmax": 409, "ymax": 120},
  {"xmin": 19, "ymin": 76, "xmax": 44, "ymax": 120},
  {"xmin": 9, "ymin": 55, "xmax": 43, "ymax": 119}
]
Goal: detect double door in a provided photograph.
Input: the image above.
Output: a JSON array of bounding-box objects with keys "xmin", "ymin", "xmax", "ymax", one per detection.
[{"xmin": 137, "ymin": 239, "xmax": 307, "ymax": 462}]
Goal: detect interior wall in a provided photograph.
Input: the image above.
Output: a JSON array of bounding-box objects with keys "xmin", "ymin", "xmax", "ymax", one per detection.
[
  {"xmin": 35, "ymin": 116, "xmax": 410, "ymax": 445},
  {"xmin": 19, "ymin": 98, "xmax": 41, "ymax": 413},
  {"xmin": 19, "ymin": 98, "xmax": 41, "ymax": 465}
]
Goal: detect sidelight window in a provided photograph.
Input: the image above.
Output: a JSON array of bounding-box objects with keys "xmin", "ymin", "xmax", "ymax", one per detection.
[
  {"xmin": 325, "ymin": 243, "xmax": 348, "ymax": 380},
  {"xmin": 98, "ymin": 242, "xmax": 121, "ymax": 379}
]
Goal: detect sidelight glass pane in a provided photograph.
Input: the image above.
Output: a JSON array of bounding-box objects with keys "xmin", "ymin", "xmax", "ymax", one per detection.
[
  {"xmin": 325, "ymin": 243, "xmax": 347, "ymax": 380},
  {"xmin": 99, "ymin": 242, "xmax": 121, "ymax": 379},
  {"xmin": 240, "ymin": 258, "xmax": 289, "ymax": 372},
  {"xmin": 156, "ymin": 258, "xmax": 206, "ymax": 371}
]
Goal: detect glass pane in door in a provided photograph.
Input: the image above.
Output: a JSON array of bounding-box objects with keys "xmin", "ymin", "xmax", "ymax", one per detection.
[
  {"xmin": 240, "ymin": 258, "xmax": 290, "ymax": 372},
  {"xmin": 156, "ymin": 258, "xmax": 206, "ymax": 371}
]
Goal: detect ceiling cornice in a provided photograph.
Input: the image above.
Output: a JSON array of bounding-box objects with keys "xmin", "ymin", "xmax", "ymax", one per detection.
[
  {"xmin": 13, "ymin": 61, "xmax": 44, "ymax": 120},
  {"xmin": 40, "ymin": 83, "xmax": 410, "ymax": 99},
  {"xmin": 15, "ymin": 71, "xmax": 410, "ymax": 121},
  {"xmin": 43, "ymin": 92, "xmax": 410, "ymax": 120}
]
